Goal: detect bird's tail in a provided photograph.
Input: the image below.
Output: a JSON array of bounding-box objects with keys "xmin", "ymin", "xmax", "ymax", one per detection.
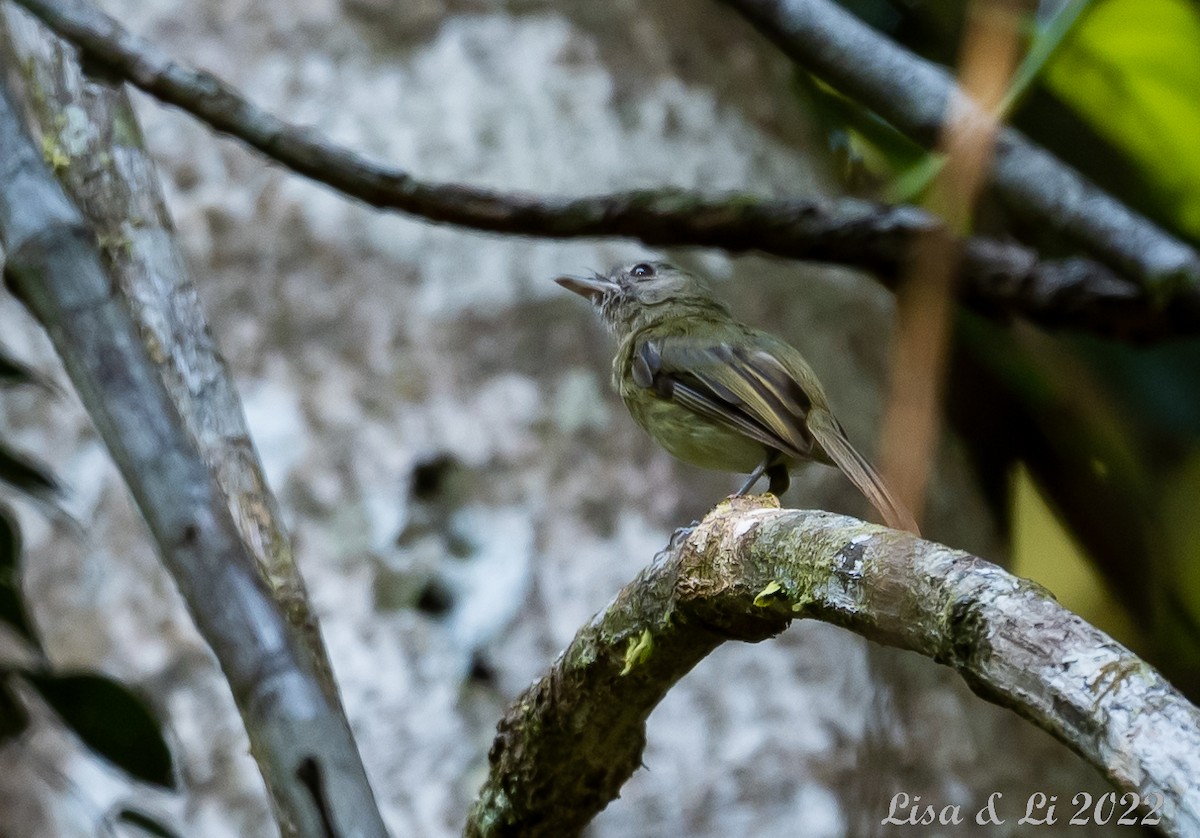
[{"xmin": 807, "ymin": 409, "xmax": 920, "ymax": 535}]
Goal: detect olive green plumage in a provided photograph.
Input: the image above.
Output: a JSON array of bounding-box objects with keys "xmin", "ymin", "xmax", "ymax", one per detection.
[{"xmin": 556, "ymin": 261, "xmax": 918, "ymax": 534}]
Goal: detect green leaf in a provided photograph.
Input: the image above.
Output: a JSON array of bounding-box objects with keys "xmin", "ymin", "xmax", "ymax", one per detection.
[
  {"xmin": 22, "ymin": 671, "xmax": 175, "ymax": 788},
  {"xmin": 0, "ymin": 675, "xmax": 31, "ymax": 745},
  {"xmin": 795, "ymin": 73, "xmax": 927, "ymax": 184},
  {"xmin": 1000, "ymin": 0, "xmax": 1098, "ymax": 119},
  {"xmin": 0, "ymin": 504, "xmax": 39, "ymax": 650},
  {"xmin": 889, "ymin": 1, "xmax": 1094, "ymax": 205},
  {"xmin": 113, "ymin": 808, "xmax": 182, "ymax": 838},
  {"xmin": 0, "ymin": 440, "xmax": 59, "ymax": 499},
  {"xmin": 884, "ymin": 153, "xmax": 947, "ymax": 205},
  {"xmin": 1043, "ymin": 0, "xmax": 1200, "ymax": 239}
]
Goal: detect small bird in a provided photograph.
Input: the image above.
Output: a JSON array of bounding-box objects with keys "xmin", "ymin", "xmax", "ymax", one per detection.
[{"xmin": 556, "ymin": 261, "xmax": 918, "ymax": 534}]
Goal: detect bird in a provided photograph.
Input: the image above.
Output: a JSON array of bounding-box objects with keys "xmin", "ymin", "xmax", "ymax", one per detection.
[{"xmin": 555, "ymin": 260, "xmax": 919, "ymax": 534}]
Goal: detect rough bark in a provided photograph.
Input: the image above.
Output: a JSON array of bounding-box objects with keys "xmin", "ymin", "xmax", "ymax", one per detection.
[
  {"xmin": 0, "ymin": 56, "xmax": 386, "ymax": 838},
  {"xmin": 467, "ymin": 497, "xmax": 1200, "ymax": 837},
  {"xmin": 0, "ymin": 0, "xmax": 339, "ymax": 704}
]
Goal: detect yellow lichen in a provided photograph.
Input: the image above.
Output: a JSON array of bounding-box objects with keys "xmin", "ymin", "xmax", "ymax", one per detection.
[
  {"xmin": 41, "ymin": 135, "xmax": 70, "ymax": 173},
  {"xmin": 753, "ymin": 580, "xmax": 783, "ymax": 608},
  {"xmin": 620, "ymin": 629, "xmax": 654, "ymax": 676}
]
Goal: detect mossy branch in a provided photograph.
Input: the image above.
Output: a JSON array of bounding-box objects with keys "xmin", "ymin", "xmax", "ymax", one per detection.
[
  {"xmin": 0, "ymin": 0, "xmax": 340, "ymax": 708},
  {"xmin": 466, "ymin": 496, "xmax": 1200, "ymax": 837},
  {"xmin": 0, "ymin": 58, "xmax": 385, "ymax": 838}
]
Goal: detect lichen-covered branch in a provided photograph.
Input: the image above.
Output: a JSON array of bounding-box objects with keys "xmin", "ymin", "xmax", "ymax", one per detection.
[
  {"xmin": 466, "ymin": 497, "xmax": 1200, "ymax": 838},
  {"xmin": 717, "ymin": 0, "xmax": 1200, "ymax": 289},
  {"xmin": 10, "ymin": 0, "xmax": 1200, "ymax": 341},
  {"xmin": 0, "ymin": 0, "xmax": 340, "ymax": 707},
  {"xmin": 0, "ymin": 71, "xmax": 386, "ymax": 838}
]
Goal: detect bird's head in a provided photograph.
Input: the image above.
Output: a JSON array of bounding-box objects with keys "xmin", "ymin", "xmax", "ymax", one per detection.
[{"xmin": 555, "ymin": 262, "xmax": 724, "ymax": 332}]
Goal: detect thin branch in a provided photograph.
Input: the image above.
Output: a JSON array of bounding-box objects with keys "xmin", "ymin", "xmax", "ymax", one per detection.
[
  {"xmin": 466, "ymin": 496, "xmax": 1200, "ymax": 838},
  {"xmin": 0, "ymin": 72, "xmax": 386, "ymax": 838},
  {"xmin": 10, "ymin": 0, "xmax": 1200, "ymax": 341},
  {"xmin": 717, "ymin": 0, "xmax": 1200, "ymax": 288}
]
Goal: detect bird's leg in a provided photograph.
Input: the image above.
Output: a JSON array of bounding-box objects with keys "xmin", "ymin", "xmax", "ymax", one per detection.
[
  {"xmin": 734, "ymin": 460, "xmax": 768, "ymax": 497},
  {"xmin": 736, "ymin": 451, "xmax": 789, "ymax": 497},
  {"xmin": 766, "ymin": 462, "xmax": 790, "ymax": 496}
]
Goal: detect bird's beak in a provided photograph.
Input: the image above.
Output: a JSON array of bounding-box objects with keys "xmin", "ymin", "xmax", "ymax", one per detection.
[{"xmin": 554, "ymin": 272, "xmax": 618, "ymax": 303}]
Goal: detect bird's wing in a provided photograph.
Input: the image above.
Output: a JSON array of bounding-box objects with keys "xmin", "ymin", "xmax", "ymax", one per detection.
[
  {"xmin": 806, "ymin": 408, "xmax": 920, "ymax": 535},
  {"xmin": 635, "ymin": 334, "xmax": 920, "ymax": 535},
  {"xmin": 633, "ymin": 336, "xmax": 815, "ymax": 459}
]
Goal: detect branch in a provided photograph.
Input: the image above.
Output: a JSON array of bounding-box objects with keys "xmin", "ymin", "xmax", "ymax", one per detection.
[
  {"xmin": 717, "ymin": 0, "xmax": 1200, "ymax": 289},
  {"xmin": 0, "ymin": 68, "xmax": 386, "ymax": 838},
  {"xmin": 10, "ymin": 0, "xmax": 1200, "ymax": 341},
  {"xmin": 0, "ymin": 0, "xmax": 340, "ymax": 706},
  {"xmin": 466, "ymin": 496, "xmax": 1200, "ymax": 838}
]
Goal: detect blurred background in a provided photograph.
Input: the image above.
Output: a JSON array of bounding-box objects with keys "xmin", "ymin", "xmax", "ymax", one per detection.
[{"xmin": 0, "ymin": 0, "xmax": 1197, "ymax": 835}]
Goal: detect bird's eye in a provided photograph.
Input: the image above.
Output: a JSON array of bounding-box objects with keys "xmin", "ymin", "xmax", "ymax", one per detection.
[{"xmin": 630, "ymin": 263, "xmax": 655, "ymax": 279}]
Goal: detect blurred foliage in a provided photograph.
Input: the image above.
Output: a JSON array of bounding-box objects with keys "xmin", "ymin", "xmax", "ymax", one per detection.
[
  {"xmin": 0, "ymin": 341, "xmax": 178, "ymax": 831},
  {"xmin": 793, "ymin": 73, "xmax": 929, "ymax": 196},
  {"xmin": 1031, "ymin": 0, "xmax": 1200, "ymax": 693},
  {"xmin": 20, "ymin": 671, "xmax": 176, "ymax": 789},
  {"xmin": 0, "ymin": 350, "xmax": 41, "ymax": 387},
  {"xmin": 114, "ymin": 807, "xmax": 184, "ymax": 838},
  {"xmin": 0, "ymin": 345, "xmax": 47, "ymax": 655},
  {"xmin": 0, "ymin": 497, "xmax": 178, "ymax": 792},
  {"xmin": 0, "ymin": 439, "xmax": 59, "ymax": 501},
  {"xmin": 892, "ymin": 0, "xmax": 1097, "ymax": 203},
  {"xmin": 0, "ymin": 343, "xmax": 58, "ymax": 504},
  {"xmin": 1043, "ymin": 0, "xmax": 1200, "ymax": 240},
  {"xmin": 0, "ymin": 673, "xmax": 30, "ymax": 745},
  {"xmin": 1160, "ymin": 454, "xmax": 1200, "ymax": 675},
  {"xmin": 826, "ymin": 0, "xmax": 1200, "ymax": 246},
  {"xmin": 1011, "ymin": 465, "xmax": 1143, "ymax": 650},
  {"xmin": 0, "ymin": 504, "xmax": 38, "ymax": 650},
  {"xmin": 821, "ymin": 0, "xmax": 1200, "ymax": 696}
]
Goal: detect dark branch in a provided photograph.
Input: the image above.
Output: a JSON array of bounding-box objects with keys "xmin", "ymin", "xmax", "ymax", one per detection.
[
  {"xmin": 465, "ymin": 497, "xmax": 1200, "ymax": 838},
  {"xmin": 717, "ymin": 0, "xmax": 1200, "ymax": 288},
  {"xmin": 10, "ymin": 0, "xmax": 1200, "ymax": 341}
]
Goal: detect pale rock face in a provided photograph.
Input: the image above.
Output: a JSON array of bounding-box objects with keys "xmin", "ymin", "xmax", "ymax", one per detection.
[{"xmin": 0, "ymin": 0, "xmax": 1103, "ymax": 836}]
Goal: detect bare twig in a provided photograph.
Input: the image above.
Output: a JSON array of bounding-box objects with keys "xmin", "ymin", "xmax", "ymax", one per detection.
[
  {"xmin": 466, "ymin": 496, "xmax": 1200, "ymax": 837},
  {"xmin": 9, "ymin": 0, "xmax": 1200, "ymax": 341},
  {"xmin": 0, "ymin": 71, "xmax": 386, "ymax": 838},
  {"xmin": 717, "ymin": 0, "xmax": 1200, "ymax": 288}
]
